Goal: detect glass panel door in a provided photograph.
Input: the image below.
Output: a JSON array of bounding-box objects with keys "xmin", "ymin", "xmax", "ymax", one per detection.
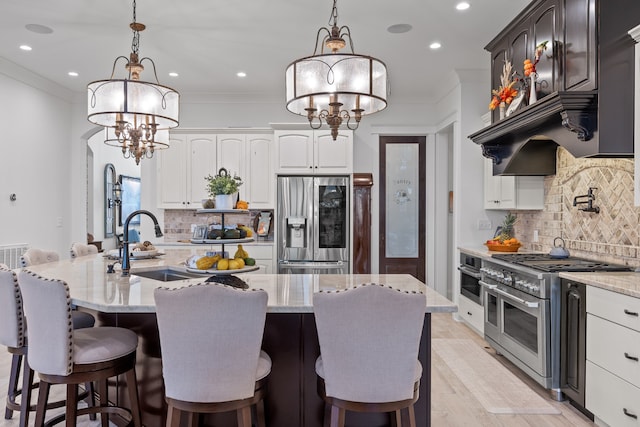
[{"xmin": 385, "ymin": 143, "xmax": 419, "ymax": 257}]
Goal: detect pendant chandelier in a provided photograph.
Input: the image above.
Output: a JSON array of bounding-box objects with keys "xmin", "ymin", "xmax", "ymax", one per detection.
[
  {"xmin": 87, "ymin": 0, "xmax": 179, "ymax": 165},
  {"xmin": 285, "ymin": 0, "xmax": 388, "ymax": 140}
]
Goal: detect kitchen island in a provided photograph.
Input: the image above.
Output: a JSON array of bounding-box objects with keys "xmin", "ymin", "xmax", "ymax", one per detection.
[{"xmin": 22, "ymin": 250, "xmax": 456, "ymax": 427}]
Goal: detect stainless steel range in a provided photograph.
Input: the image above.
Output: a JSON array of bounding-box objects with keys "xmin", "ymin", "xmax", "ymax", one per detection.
[{"xmin": 480, "ymin": 253, "xmax": 630, "ymax": 400}]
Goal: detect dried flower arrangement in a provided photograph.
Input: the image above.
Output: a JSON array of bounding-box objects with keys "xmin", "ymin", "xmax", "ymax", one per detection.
[{"xmin": 489, "ymin": 60, "xmax": 518, "ymax": 111}]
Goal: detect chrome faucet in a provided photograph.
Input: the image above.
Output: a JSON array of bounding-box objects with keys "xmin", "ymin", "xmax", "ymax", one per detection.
[{"xmin": 121, "ymin": 210, "xmax": 163, "ymax": 276}]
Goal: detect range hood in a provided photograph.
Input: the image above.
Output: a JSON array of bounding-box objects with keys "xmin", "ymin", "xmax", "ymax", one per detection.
[
  {"xmin": 470, "ymin": 91, "xmax": 598, "ymax": 175},
  {"xmin": 469, "ymin": 90, "xmax": 630, "ymax": 176}
]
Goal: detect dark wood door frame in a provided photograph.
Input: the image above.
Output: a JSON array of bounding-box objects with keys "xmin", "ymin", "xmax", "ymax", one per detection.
[{"xmin": 379, "ymin": 136, "xmax": 426, "ymax": 282}]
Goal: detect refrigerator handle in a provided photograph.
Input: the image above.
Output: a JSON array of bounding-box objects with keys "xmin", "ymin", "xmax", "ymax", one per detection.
[{"xmin": 279, "ymin": 261, "xmax": 345, "ymax": 269}]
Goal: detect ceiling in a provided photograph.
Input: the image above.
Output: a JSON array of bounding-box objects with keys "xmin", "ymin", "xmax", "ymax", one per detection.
[{"xmin": 0, "ymin": 0, "xmax": 529, "ymax": 103}]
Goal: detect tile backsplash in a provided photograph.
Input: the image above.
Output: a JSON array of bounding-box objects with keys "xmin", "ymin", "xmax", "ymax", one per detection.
[
  {"xmin": 163, "ymin": 209, "xmax": 274, "ymax": 242},
  {"xmin": 516, "ymin": 147, "xmax": 639, "ymax": 267}
]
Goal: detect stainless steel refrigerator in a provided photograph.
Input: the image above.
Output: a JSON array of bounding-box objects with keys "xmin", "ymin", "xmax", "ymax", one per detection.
[{"xmin": 277, "ymin": 176, "xmax": 350, "ymax": 274}]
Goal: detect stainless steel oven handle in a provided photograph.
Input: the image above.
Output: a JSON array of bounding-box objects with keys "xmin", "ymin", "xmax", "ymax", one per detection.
[
  {"xmin": 492, "ymin": 287, "xmax": 539, "ymax": 308},
  {"xmin": 479, "ymin": 280, "xmax": 497, "ymax": 290},
  {"xmin": 458, "ymin": 266, "xmax": 482, "ymax": 279}
]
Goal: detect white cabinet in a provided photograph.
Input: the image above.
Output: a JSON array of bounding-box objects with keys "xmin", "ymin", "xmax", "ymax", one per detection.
[
  {"xmin": 484, "ymin": 159, "xmax": 545, "ymax": 210},
  {"xmin": 275, "ymin": 129, "xmax": 353, "ymax": 174},
  {"xmin": 457, "ymin": 294, "xmax": 484, "ymax": 336},
  {"xmin": 586, "ymin": 286, "xmax": 640, "ymax": 426},
  {"xmin": 158, "ymin": 132, "xmax": 274, "ymax": 209},
  {"xmin": 157, "ymin": 134, "xmax": 216, "ymax": 209},
  {"xmin": 217, "ymin": 133, "xmax": 274, "ymax": 209}
]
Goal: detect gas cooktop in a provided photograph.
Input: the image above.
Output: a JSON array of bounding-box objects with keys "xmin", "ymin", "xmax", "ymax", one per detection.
[{"xmin": 491, "ymin": 253, "xmax": 632, "ymax": 273}]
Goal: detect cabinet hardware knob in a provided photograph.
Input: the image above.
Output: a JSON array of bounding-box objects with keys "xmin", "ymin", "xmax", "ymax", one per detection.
[
  {"xmin": 624, "ymin": 309, "xmax": 639, "ymax": 316},
  {"xmin": 623, "ymin": 408, "xmax": 638, "ymax": 419},
  {"xmin": 625, "ymin": 352, "xmax": 639, "ymax": 362}
]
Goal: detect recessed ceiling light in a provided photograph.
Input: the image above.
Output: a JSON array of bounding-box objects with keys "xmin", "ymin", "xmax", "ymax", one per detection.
[
  {"xmin": 25, "ymin": 24, "xmax": 54, "ymax": 34},
  {"xmin": 168, "ymin": 72, "xmax": 179, "ymax": 77},
  {"xmin": 237, "ymin": 72, "xmax": 247, "ymax": 78},
  {"xmin": 19, "ymin": 45, "xmax": 32, "ymax": 51},
  {"xmin": 68, "ymin": 71, "xmax": 78, "ymax": 77},
  {"xmin": 456, "ymin": 2, "xmax": 470, "ymax": 11},
  {"xmin": 429, "ymin": 42, "xmax": 442, "ymax": 50},
  {"xmin": 387, "ymin": 24, "xmax": 413, "ymax": 34}
]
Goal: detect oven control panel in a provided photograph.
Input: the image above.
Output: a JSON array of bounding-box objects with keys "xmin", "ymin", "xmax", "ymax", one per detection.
[{"xmin": 481, "ymin": 264, "xmax": 545, "ymax": 298}]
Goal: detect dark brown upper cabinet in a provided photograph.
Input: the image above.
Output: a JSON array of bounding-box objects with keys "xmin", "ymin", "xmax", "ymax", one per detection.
[
  {"xmin": 471, "ymin": 0, "xmax": 639, "ymax": 176},
  {"xmin": 486, "ymin": 0, "xmax": 565, "ymax": 120}
]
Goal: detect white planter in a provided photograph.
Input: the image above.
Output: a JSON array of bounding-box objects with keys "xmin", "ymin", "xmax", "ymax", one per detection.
[{"xmin": 214, "ymin": 194, "xmax": 235, "ymax": 210}]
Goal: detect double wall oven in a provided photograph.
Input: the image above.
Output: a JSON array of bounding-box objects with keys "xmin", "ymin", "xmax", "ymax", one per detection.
[{"xmin": 480, "ymin": 253, "xmax": 630, "ymax": 400}]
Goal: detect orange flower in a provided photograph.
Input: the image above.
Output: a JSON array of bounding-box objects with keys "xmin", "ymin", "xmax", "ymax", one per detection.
[{"xmin": 489, "ymin": 96, "xmax": 500, "ymax": 110}]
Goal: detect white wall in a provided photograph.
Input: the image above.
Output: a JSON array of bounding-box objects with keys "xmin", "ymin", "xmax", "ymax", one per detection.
[{"xmin": 0, "ymin": 61, "xmax": 75, "ymax": 258}]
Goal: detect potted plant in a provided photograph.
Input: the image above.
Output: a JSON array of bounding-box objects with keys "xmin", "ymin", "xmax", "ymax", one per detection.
[{"xmin": 205, "ymin": 168, "xmax": 243, "ymax": 209}]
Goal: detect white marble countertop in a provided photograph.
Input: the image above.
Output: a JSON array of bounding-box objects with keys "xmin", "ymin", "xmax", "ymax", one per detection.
[
  {"xmin": 560, "ymin": 271, "xmax": 640, "ymax": 298},
  {"xmin": 20, "ymin": 250, "xmax": 457, "ymax": 314}
]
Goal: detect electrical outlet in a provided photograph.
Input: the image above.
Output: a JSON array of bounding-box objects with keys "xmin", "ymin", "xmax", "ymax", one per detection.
[
  {"xmin": 56, "ymin": 217, "xmax": 63, "ymax": 228},
  {"xmin": 191, "ymin": 224, "xmax": 197, "ymax": 233},
  {"xmin": 533, "ymin": 230, "xmax": 539, "ymax": 242},
  {"xmin": 477, "ymin": 219, "xmax": 492, "ymax": 230}
]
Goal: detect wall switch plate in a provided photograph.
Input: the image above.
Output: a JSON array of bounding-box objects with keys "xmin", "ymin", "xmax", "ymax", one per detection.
[
  {"xmin": 477, "ymin": 219, "xmax": 492, "ymax": 230},
  {"xmin": 533, "ymin": 230, "xmax": 539, "ymax": 242},
  {"xmin": 191, "ymin": 224, "xmax": 197, "ymax": 233}
]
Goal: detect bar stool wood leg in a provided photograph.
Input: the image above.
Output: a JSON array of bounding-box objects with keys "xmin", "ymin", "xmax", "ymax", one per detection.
[
  {"xmin": 34, "ymin": 382, "xmax": 50, "ymax": 427},
  {"xmin": 237, "ymin": 406, "xmax": 252, "ymax": 427},
  {"xmin": 98, "ymin": 379, "xmax": 109, "ymax": 427},
  {"xmin": 329, "ymin": 405, "xmax": 345, "ymax": 427},
  {"xmin": 5, "ymin": 354, "xmax": 21, "ymax": 419},
  {"xmin": 66, "ymin": 384, "xmax": 78, "ymax": 427},
  {"xmin": 19, "ymin": 356, "xmax": 34, "ymax": 427},
  {"xmin": 166, "ymin": 405, "xmax": 181, "ymax": 427},
  {"xmin": 125, "ymin": 367, "xmax": 142, "ymax": 427},
  {"xmin": 255, "ymin": 399, "xmax": 266, "ymax": 427}
]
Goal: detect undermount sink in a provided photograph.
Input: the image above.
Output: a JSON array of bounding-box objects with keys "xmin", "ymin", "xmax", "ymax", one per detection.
[{"xmin": 131, "ymin": 268, "xmax": 201, "ymax": 282}]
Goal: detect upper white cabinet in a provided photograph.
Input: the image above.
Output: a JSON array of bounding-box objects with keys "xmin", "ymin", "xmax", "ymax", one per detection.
[
  {"xmin": 275, "ymin": 129, "xmax": 353, "ymax": 174},
  {"xmin": 157, "ymin": 134, "xmax": 216, "ymax": 209},
  {"xmin": 218, "ymin": 134, "xmax": 274, "ymax": 209},
  {"xmin": 484, "ymin": 159, "xmax": 544, "ymax": 210},
  {"xmin": 246, "ymin": 134, "xmax": 275, "ymax": 209},
  {"xmin": 157, "ymin": 131, "xmax": 274, "ymax": 209}
]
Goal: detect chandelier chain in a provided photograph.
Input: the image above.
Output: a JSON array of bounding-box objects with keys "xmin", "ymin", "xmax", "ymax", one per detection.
[
  {"xmin": 328, "ymin": 0, "xmax": 339, "ymax": 27},
  {"xmin": 131, "ymin": 0, "xmax": 140, "ymax": 55}
]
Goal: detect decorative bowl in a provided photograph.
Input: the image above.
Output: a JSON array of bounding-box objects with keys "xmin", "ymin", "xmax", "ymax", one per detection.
[{"xmin": 484, "ymin": 242, "xmax": 521, "ymax": 252}]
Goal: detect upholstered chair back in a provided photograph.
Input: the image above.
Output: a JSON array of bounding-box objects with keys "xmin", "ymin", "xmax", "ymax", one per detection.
[
  {"xmin": 70, "ymin": 243, "xmax": 98, "ymax": 259},
  {"xmin": 154, "ymin": 283, "xmax": 268, "ymax": 403},
  {"xmin": 17, "ymin": 270, "xmax": 74, "ymax": 376},
  {"xmin": 0, "ymin": 266, "xmax": 24, "ymax": 349},
  {"xmin": 313, "ymin": 284, "xmax": 426, "ymax": 403},
  {"xmin": 20, "ymin": 248, "xmax": 59, "ymax": 267}
]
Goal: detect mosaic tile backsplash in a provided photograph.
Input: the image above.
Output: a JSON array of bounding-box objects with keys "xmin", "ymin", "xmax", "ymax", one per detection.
[
  {"xmin": 163, "ymin": 209, "xmax": 274, "ymax": 242},
  {"xmin": 515, "ymin": 147, "xmax": 639, "ymax": 267}
]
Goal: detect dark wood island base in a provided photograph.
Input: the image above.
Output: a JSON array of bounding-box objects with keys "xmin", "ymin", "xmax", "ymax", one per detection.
[{"xmin": 96, "ymin": 312, "xmax": 431, "ymax": 427}]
